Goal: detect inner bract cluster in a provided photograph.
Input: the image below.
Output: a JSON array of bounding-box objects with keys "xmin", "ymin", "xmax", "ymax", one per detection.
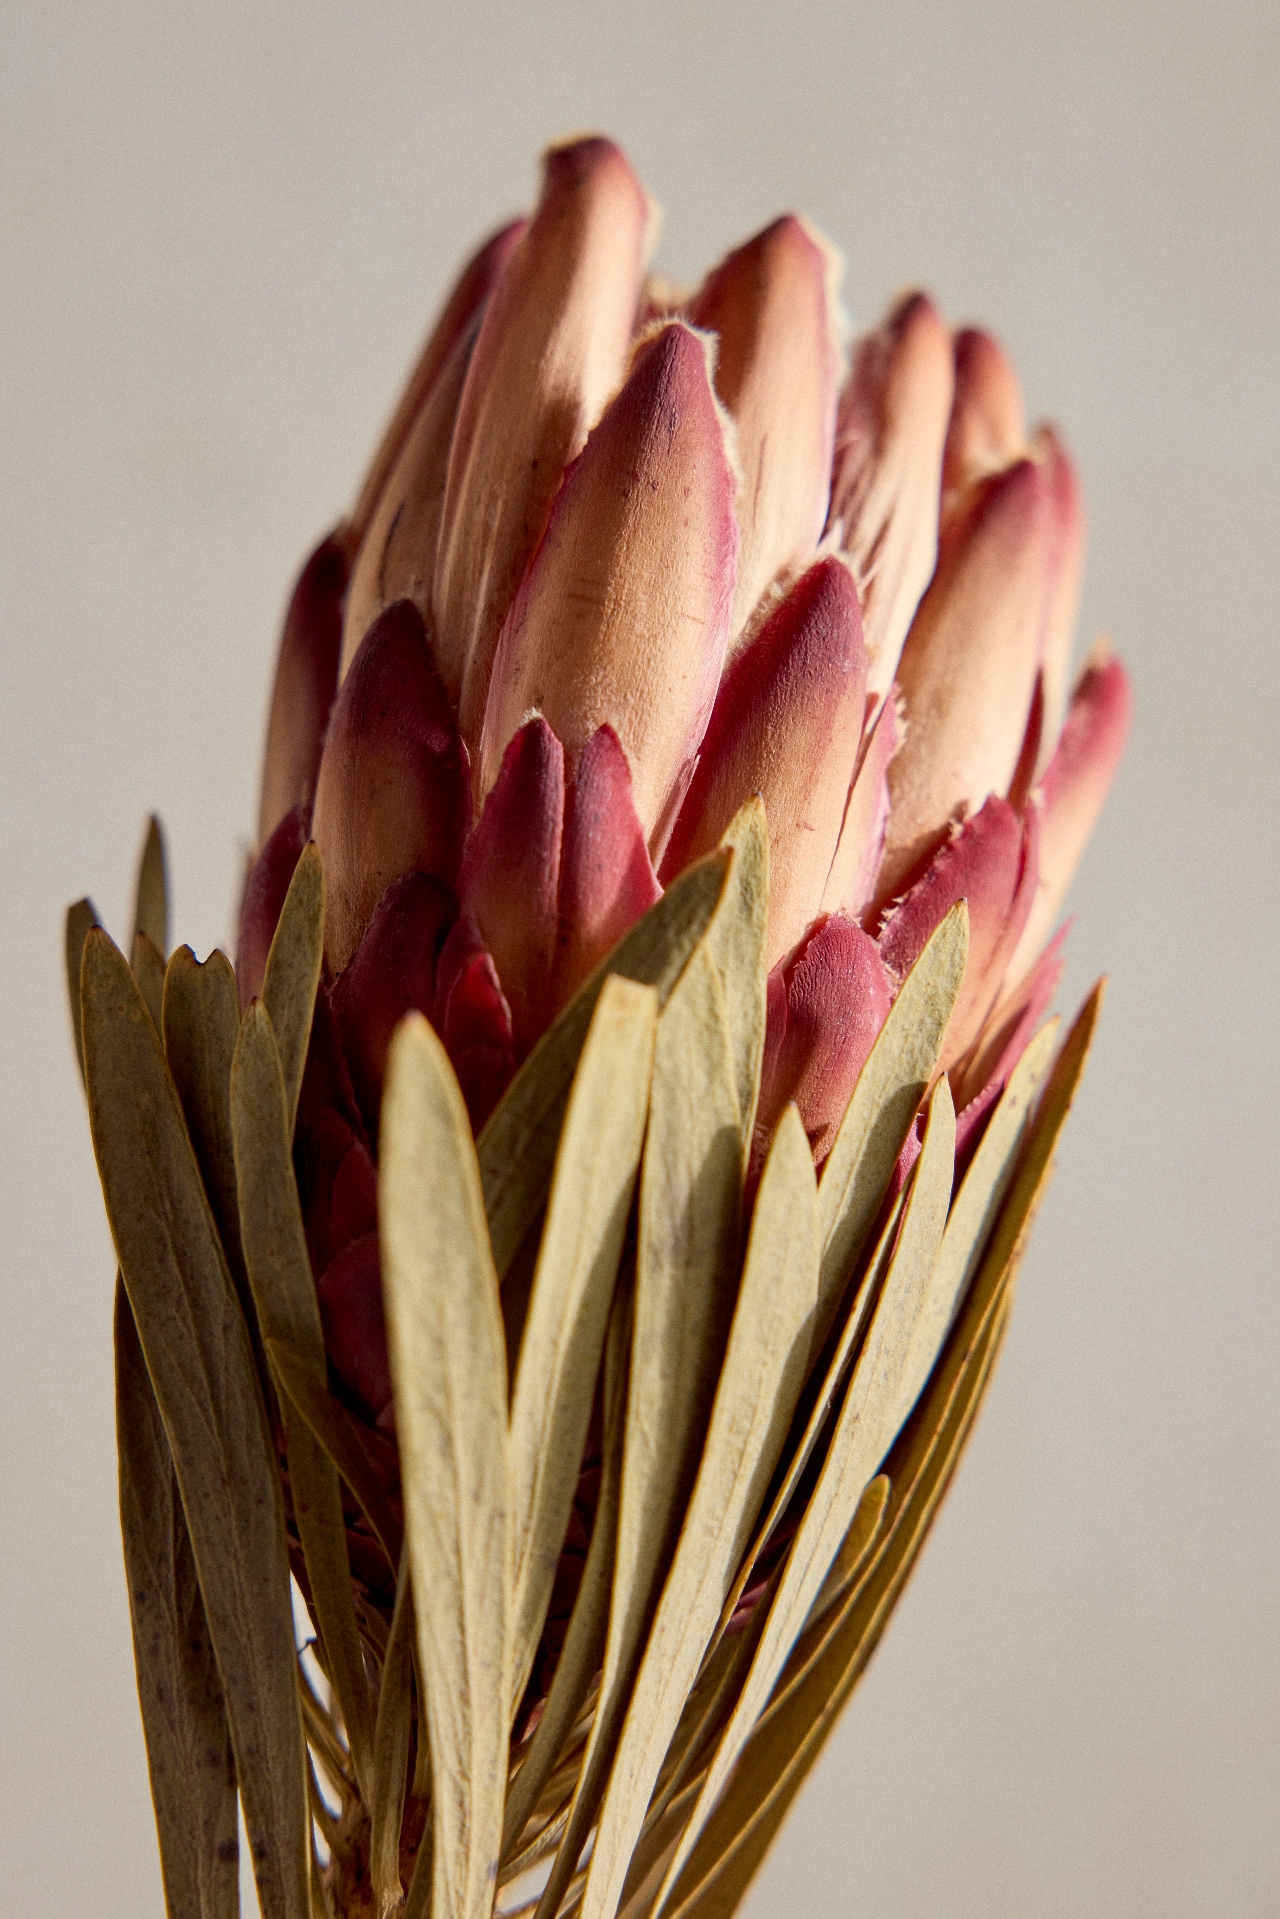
[{"xmin": 236, "ymin": 134, "xmax": 1129, "ymax": 1446}]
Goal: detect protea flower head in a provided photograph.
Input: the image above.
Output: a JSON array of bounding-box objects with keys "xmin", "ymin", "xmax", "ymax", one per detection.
[{"xmin": 71, "ymin": 134, "xmax": 1129, "ymax": 1919}]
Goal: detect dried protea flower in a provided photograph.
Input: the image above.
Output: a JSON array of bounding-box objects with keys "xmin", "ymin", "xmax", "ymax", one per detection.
[{"xmin": 69, "ymin": 134, "xmax": 1130, "ymax": 1919}]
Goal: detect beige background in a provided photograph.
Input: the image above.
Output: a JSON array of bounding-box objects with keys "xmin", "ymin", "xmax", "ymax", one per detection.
[{"xmin": 2, "ymin": 2, "xmax": 1277, "ymax": 1914}]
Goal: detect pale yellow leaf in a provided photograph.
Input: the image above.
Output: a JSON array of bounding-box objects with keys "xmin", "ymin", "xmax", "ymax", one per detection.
[
  {"xmin": 300, "ymin": 1672, "xmax": 351, "ymax": 1796},
  {"xmin": 715, "ymin": 1185, "xmax": 906, "ymax": 1640},
  {"xmin": 261, "ymin": 840, "xmax": 324, "ymax": 1133},
  {"xmin": 644, "ymin": 1563, "xmax": 780, "ymax": 1841},
  {"xmin": 965, "ymin": 981, "xmax": 1106, "ymax": 1320},
  {"xmin": 115, "ymin": 1277, "xmax": 240, "ymax": 1919},
  {"xmin": 267, "ymin": 1340, "xmax": 403, "ymax": 1574},
  {"xmin": 310, "ymin": 1837, "xmax": 334, "ymax": 1919},
  {"xmin": 655, "ymin": 1079, "xmax": 955, "ymax": 1912},
  {"xmin": 132, "ymin": 928, "xmax": 166, "ymax": 1034},
  {"xmin": 802, "ymin": 1474, "xmax": 890, "ymax": 1640},
  {"xmin": 307, "ymin": 1751, "xmax": 341, "ymax": 1851},
  {"xmin": 402, "ymin": 1826, "xmax": 435, "ymax": 1919},
  {"xmin": 231, "ymin": 1002, "xmax": 376, "ymax": 1809},
  {"xmin": 707, "ymin": 801, "xmax": 768, "ymax": 1151},
  {"xmin": 64, "ymin": 896, "xmax": 98, "ymax": 1086},
  {"xmin": 814, "ymin": 900, "xmax": 968, "ymax": 1352},
  {"xmin": 888, "ymin": 1016, "xmax": 1061, "ymax": 1435},
  {"xmin": 479, "ymin": 849, "xmax": 732, "ymax": 1283},
  {"xmin": 534, "ymin": 943, "xmax": 743, "ymax": 1919},
  {"xmin": 163, "ymin": 945, "xmax": 256, "ymax": 1362},
  {"xmin": 380, "ymin": 1013, "xmax": 511, "ymax": 1919},
  {"xmin": 501, "ymin": 1285, "xmax": 631, "ymax": 1867},
  {"xmin": 370, "ymin": 1550, "xmax": 416, "ymax": 1918},
  {"xmin": 509, "ymin": 975, "xmax": 657, "ymax": 1712},
  {"xmin": 661, "ymin": 986, "xmax": 1107, "ymax": 1919},
  {"xmin": 134, "ymin": 812, "xmax": 169, "ymax": 955},
  {"xmin": 662, "ymin": 1303, "xmax": 1006, "ymax": 1919},
  {"xmin": 582, "ymin": 1107, "xmax": 819, "ymax": 1919},
  {"xmin": 81, "ymin": 928, "xmax": 310, "ymax": 1919}
]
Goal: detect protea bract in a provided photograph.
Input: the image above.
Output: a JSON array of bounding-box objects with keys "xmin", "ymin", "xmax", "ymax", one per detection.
[{"xmin": 69, "ymin": 133, "xmax": 1130, "ymax": 1919}]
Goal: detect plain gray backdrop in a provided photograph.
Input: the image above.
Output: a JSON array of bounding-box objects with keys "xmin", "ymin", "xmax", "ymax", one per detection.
[{"xmin": 2, "ymin": 3, "xmax": 1277, "ymax": 1914}]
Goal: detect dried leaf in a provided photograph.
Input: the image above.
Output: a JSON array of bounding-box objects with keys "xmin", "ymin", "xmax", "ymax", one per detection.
[
  {"xmin": 135, "ymin": 812, "xmax": 169, "ymax": 955},
  {"xmin": 660, "ymin": 985, "xmax": 1106, "ymax": 1918},
  {"xmin": 656, "ymin": 1078, "xmax": 955, "ymax": 1909},
  {"xmin": 717, "ymin": 1185, "xmax": 906, "ymax": 1639},
  {"xmin": 650, "ymin": 1565, "xmax": 781, "ymax": 1832},
  {"xmin": 889, "ymin": 1016, "xmax": 1061, "ymax": 1434},
  {"xmin": 966, "ymin": 981, "xmax": 1105, "ymax": 1320},
  {"xmin": 380, "ymin": 1013, "xmax": 511, "ymax": 1919},
  {"xmin": 815, "ymin": 900, "xmax": 968, "ymax": 1351},
  {"xmin": 510, "ymin": 976, "xmax": 657, "ymax": 1710},
  {"xmin": 802, "ymin": 1473, "xmax": 890, "ymax": 1640},
  {"xmin": 535, "ymin": 942, "xmax": 743, "ymax": 1919},
  {"xmin": 309, "ymin": 1838, "xmax": 334, "ymax": 1919},
  {"xmin": 370, "ymin": 1550, "xmax": 416, "ymax": 1918},
  {"xmin": 402, "ymin": 1823, "xmax": 435, "ymax": 1919},
  {"xmin": 308, "ymin": 1752, "xmax": 341, "ymax": 1851},
  {"xmin": 81, "ymin": 928, "xmax": 310, "ymax": 1919},
  {"xmin": 615, "ymin": 1782, "xmax": 702, "ymax": 1919},
  {"xmin": 162, "ymin": 946, "xmax": 255, "ymax": 1355},
  {"xmin": 231, "ymin": 1001, "xmax": 376, "ymax": 1808},
  {"xmin": 502, "ymin": 1283, "xmax": 632, "ymax": 1865},
  {"xmin": 133, "ymin": 928, "xmax": 167, "ymax": 1034},
  {"xmin": 261, "ymin": 840, "xmax": 325, "ymax": 1133},
  {"xmin": 661, "ymin": 1306, "xmax": 1004, "ymax": 1919},
  {"xmin": 479, "ymin": 848, "xmax": 732, "ymax": 1283},
  {"xmin": 707, "ymin": 800, "xmax": 769, "ymax": 1150},
  {"xmin": 115, "ymin": 1277, "xmax": 240, "ymax": 1919},
  {"xmin": 300, "ymin": 1668, "xmax": 352, "ymax": 1796},
  {"xmin": 267, "ymin": 1340, "xmax": 402, "ymax": 1574},
  {"xmin": 583, "ymin": 1107, "xmax": 819, "ymax": 1919},
  {"xmin": 65, "ymin": 897, "xmax": 98, "ymax": 1085}
]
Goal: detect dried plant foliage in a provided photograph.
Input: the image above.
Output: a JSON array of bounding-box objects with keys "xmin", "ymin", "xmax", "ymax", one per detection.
[{"xmin": 73, "ymin": 809, "xmax": 1103, "ymax": 1919}]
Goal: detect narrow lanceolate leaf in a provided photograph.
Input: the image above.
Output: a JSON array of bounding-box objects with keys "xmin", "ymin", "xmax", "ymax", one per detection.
[
  {"xmin": 370, "ymin": 1551, "xmax": 416, "ymax": 1919},
  {"xmin": 267, "ymin": 1340, "xmax": 403, "ymax": 1574},
  {"xmin": 65, "ymin": 897, "xmax": 99, "ymax": 1085},
  {"xmin": 115, "ymin": 1278, "xmax": 239, "ymax": 1919},
  {"xmin": 536, "ymin": 943, "xmax": 743, "ymax": 1919},
  {"xmin": 380, "ymin": 1014, "xmax": 511, "ymax": 1919},
  {"xmin": 231, "ymin": 1002, "xmax": 376, "ymax": 1808},
  {"xmin": 134, "ymin": 812, "xmax": 169, "ymax": 955},
  {"xmin": 662, "ymin": 1305, "xmax": 1007, "ymax": 1919},
  {"xmin": 81, "ymin": 929, "xmax": 310, "ymax": 1919},
  {"xmin": 972, "ymin": 981, "xmax": 1106, "ymax": 1304},
  {"xmin": 583, "ymin": 1107, "xmax": 820, "ymax": 1919},
  {"xmin": 501, "ymin": 1283, "xmax": 632, "ymax": 1864},
  {"xmin": 665, "ymin": 993, "xmax": 1106, "ymax": 1919},
  {"xmin": 707, "ymin": 800, "xmax": 769, "ymax": 1152},
  {"xmin": 623, "ymin": 1555, "xmax": 783, "ymax": 1887},
  {"xmin": 718, "ymin": 1189, "xmax": 906, "ymax": 1636},
  {"xmin": 261, "ymin": 839, "xmax": 324, "ymax": 1132},
  {"xmin": 309, "ymin": 1838, "xmax": 333, "ymax": 1919},
  {"xmin": 133, "ymin": 929, "xmax": 167, "ymax": 1034},
  {"xmin": 509, "ymin": 976, "xmax": 657, "ymax": 1709},
  {"xmin": 890, "ymin": 1016, "xmax": 1061, "ymax": 1433},
  {"xmin": 162, "ymin": 946, "xmax": 250, "ymax": 1318},
  {"xmin": 656, "ymin": 1080, "xmax": 955, "ymax": 1911},
  {"xmin": 815, "ymin": 900, "xmax": 967, "ymax": 1347},
  {"xmin": 800, "ymin": 1473, "xmax": 891, "ymax": 1639},
  {"xmin": 479, "ymin": 847, "xmax": 731, "ymax": 1282},
  {"xmin": 671, "ymin": 1473, "xmax": 890, "ymax": 1911}
]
